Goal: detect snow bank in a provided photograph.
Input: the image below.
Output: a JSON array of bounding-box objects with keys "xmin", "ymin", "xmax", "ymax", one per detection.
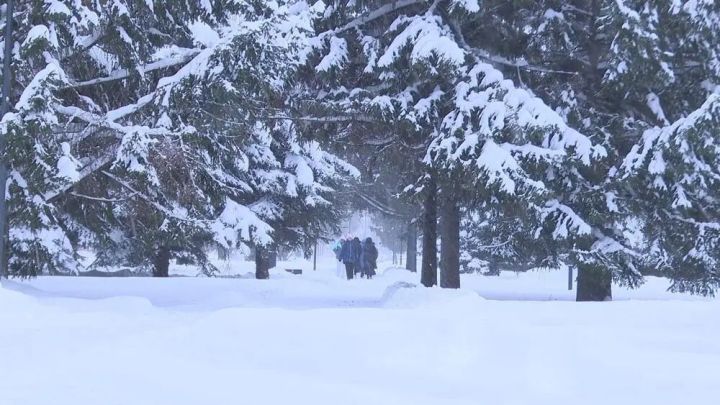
[{"xmin": 1, "ymin": 259, "xmax": 718, "ymax": 405}]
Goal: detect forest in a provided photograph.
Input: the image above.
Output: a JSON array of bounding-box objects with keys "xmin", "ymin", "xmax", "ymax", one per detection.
[{"xmin": 0, "ymin": 0, "xmax": 719, "ymax": 302}]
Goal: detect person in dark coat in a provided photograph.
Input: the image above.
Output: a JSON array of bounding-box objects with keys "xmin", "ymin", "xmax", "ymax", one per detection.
[
  {"xmin": 350, "ymin": 237, "xmax": 362, "ymax": 278},
  {"xmin": 338, "ymin": 238, "xmax": 354, "ymax": 280},
  {"xmin": 360, "ymin": 237, "xmax": 379, "ymax": 279}
]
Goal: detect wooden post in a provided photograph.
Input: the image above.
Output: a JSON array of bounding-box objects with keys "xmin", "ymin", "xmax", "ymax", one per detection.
[{"xmin": 313, "ymin": 240, "xmax": 317, "ymax": 271}]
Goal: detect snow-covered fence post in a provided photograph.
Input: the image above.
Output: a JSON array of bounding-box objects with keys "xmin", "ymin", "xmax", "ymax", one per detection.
[{"xmin": 0, "ymin": 0, "xmax": 14, "ymax": 278}]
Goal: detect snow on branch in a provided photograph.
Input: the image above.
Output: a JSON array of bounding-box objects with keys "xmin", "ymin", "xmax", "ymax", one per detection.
[
  {"xmin": 99, "ymin": 171, "xmax": 273, "ymax": 248},
  {"xmin": 540, "ymin": 200, "xmax": 592, "ymax": 239},
  {"xmin": 378, "ymin": 13, "xmax": 465, "ymax": 67},
  {"xmin": 53, "ymin": 104, "xmax": 171, "ymax": 138},
  {"xmin": 622, "ymin": 91, "xmax": 720, "ymax": 177},
  {"xmin": 328, "ymin": 0, "xmax": 425, "ymax": 35},
  {"xmin": 64, "ymin": 49, "xmax": 201, "ymax": 89},
  {"xmin": 316, "ymin": 37, "xmax": 348, "ymax": 72},
  {"xmin": 43, "ymin": 144, "xmax": 119, "ymax": 202}
]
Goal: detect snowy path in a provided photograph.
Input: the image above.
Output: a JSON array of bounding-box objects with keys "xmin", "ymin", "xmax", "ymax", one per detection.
[{"xmin": 1, "ymin": 260, "xmax": 718, "ymax": 405}]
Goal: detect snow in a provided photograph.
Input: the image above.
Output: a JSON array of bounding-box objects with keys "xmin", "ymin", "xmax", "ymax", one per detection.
[
  {"xmin": 646, "ymin": 92, "xmax": 669, "ymax": 124},
  {"xmin": 542, "ymin": 200, "xmax": 593, "ymax": 239},
  {"xmin": 188, "ymin": 20, "xmax": 220, "ymax": 47},
  {"xmin": 199, "ymin": 0, "xmax": 212, "ymax": 14},
  {"xmin": 13, "ymin": 60, "xmax": 68, "ymax": 119},
  {"xmin": 45, "ymin": 0, "xmax": 72, "ymax": 17},
  {"xmin": 22, "ymin": 25, "xmax": 52, "ymax": 49},
  {"xmin": 211, "ymin": 198, "xmax": 274, "ymax": 247},
  {"xmin": 316, "ymin": 37, "xmax": 348, "ymax": 72},
  {"xmin": 378, "ymin": 15, "xmax": 465, "ymax": 68},
  {"xmin": 1, "ymin": 251, "xmax": 718, "ymax": 405},
  {"xmin": 451, "ymin": 0, "xmax": 480, "ymax": 13},
  {"xmin": 56, "ymin": 142, "xmax": 80, "ymax": 182},
  {"xmin": 110, "ymin": 0, "xmax": 129, "ymax": 16}
]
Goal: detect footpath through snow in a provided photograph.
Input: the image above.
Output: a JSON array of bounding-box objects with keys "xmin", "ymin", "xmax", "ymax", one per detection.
[{"xmin": 1, "ymin": 258, "xmax": 718, "ymax": 405}]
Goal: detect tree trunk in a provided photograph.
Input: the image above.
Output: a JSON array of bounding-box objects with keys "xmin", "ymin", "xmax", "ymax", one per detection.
[
  {"xmin": 576, "ymin": 263, "xmax": 612, "ymax": 301},
  {"xmin": 217, "ymin": 244, "xmax": 229, "ymax": 260},
  {"xmin": 152, "ymin": 246, "xmax": 170, "ymax": 277},
  {"xmin": 268, "ymin": 247, "xmax": 277, "ymax": 269},
  {"xmin": 255, "ymin": 245, "xmax": 271, "ymax": 280},
  {"xmin": 406, "ymin": 220, "xmax": 417, "ymax": 272},
  {"xmin": 0, "ymin": 0, "xmax": 15, "ymax": 278},
  {"xmin": 421, "ymin": 174, "xmax": 438, "ymax": 287},
  {"xmin": 439, "ymin": 192, "xmax": 461, "ymax": 289}
]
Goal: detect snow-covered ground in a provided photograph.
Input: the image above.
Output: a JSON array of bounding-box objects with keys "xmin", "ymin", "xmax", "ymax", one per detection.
[{"xmin": 1, "ymin": 253, "xmax": 718, "ymax": 405}]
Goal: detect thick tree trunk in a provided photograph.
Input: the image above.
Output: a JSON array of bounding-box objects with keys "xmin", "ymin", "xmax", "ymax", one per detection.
[
  {"xmin": 268, "ymin": 247, "xmax": 277, "ymax": 269},
  {"xmin": 439, "ymin": 193, "xmax": 461, "ymax": 289},
  {"xmin": 217, "ymin": 244, "xmax": 229, "ymax": 260},
  {"xmin": 421, "ymin": 175, "xmax": 438, "ymax": 287},
  {"xmin": 0, "ymin": 0, "xmax": 15, "ymax": 278},
  {"xmin": 405, "ymin": 220, "xmax": 417, "ymax": 272},
  {"xmin": 255, "ymin": 245, "xmax": 271, "ymax": 280},
  {"xmin": 152, "ymin": 246, "xmax": 170, "ymax": 277},
  {"xmin": 576, "ymin": 263, "xmax": 612, "ymax": 301}
]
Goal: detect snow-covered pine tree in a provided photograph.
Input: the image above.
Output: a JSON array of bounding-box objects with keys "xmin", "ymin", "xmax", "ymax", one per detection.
[
  {"xmin": 304, "ymin": 0, "xmax": 457, "ymax": 285},
  {"xmin": 462, "ymin": 0, "xmax": 720, "ymax": 299},
  {"xmin": 462, "ymin": 0, "xmax": 652, "ymax": 300},
  {"xmin": 425, "ymin": 6, "xmax": 608, "ymax": 291},
  {"xmin": 307, "ymin": 1, "xmax": 607, "ymax": 290},
  {"xmin": 0, "ymin": 0, "xmax": 354, "ymax": 277},
  {"xmin": 620, "ymin": 1, "xmax": 720, "ymax": 295}
]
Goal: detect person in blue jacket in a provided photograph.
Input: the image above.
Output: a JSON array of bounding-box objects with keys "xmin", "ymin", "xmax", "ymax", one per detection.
[
  {"xmin": 332, "ymin": 239, "xmax": 344, "ymax": 261},
  {"xmin": 338, "ymin": 237, "xmax": 357, "ymax": 280}
]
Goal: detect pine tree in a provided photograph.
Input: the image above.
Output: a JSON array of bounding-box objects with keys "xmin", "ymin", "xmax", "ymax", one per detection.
[
  {"xmin": 0, "ymin": 0, "xmax": 354, "ymax": 277},
  {"xmin": 309, "ymin": 1, "xmax": 605, "ymax": 290},
  {"xmin": 305, "ymin": 0, "xmax": 460, "ymax": 285},
  {"xmin": 467, "ymin": 0, "xmax": 720, "ymax": 299},
  {"xmin": 620, "ymin": 1, "xmax": 720, "ymax": 295}
]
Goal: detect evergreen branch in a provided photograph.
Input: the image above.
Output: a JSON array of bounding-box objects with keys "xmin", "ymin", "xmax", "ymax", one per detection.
[
  {"xmin": 54, "ymin": 103, "xmax": 169, "ymax": 137},
  {"xmin": 364, "ymin": 136, "xmax": 397, "ymax": 146},
  {"xmin": 58, "ymin": 29, "xmax": 105, "ymax": 62},
  {"xmin": 43, "ymin": 145, "xmax": 119, "ymax": 203},
  {"xmin": 63, "ymin": 50, "xmax": 201, "ymax": 89},
  {"xmin": 356, "ymin": 191, "xmax": 406, "ymax": 218},
  {"xmin": 100, "ymin": 170, "xmax": 201, "ymax": 225},
  {"xmin": 474, "ymin": 240, "xmax": 513, "ymax": 249},
  {"xmin": 663, "ymin": 210, "xmax": 720, "ymax": 231},
  {"xmin": 445, "ymin": 17, "xmax": 578, "ymax": 76},
  {"xmin": 329, "ymin": 0, "xmax": 424, "ymax": 35},
  {"xmin": 46, "ymin": 97, "xmax": 175, "ymax": 202},
  {"xmin": 270, "ymin": 114, "xmax": 380, "ymax": 124},
  {"xmin": 199, "ymin": 107, "xmax": 380, "ymax": 125},
  {"xmin": 70, "ymin": 191, "xmax": 134, "ymax": 203}
]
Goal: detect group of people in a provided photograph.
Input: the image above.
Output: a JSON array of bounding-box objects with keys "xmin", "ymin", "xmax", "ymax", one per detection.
[{"xmin": 334, "ymin": 237, "xmax": 378, "ymax": 280}]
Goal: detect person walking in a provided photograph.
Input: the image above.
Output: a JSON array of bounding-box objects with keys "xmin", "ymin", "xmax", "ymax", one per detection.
[
  {"xmin": 338, "ymin": 237, "xmax": 356, "ymax": 280},
  {"xmin": 360, "ymin": 237, "xmax": 378, "ymax": 279},
  {"xmin": 350, "ymin": 237, "xmax": 362, "ymax": 278},
  {"xmin": 332, "ymin": 239, "xmax": 343, "ymax": 261}
]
